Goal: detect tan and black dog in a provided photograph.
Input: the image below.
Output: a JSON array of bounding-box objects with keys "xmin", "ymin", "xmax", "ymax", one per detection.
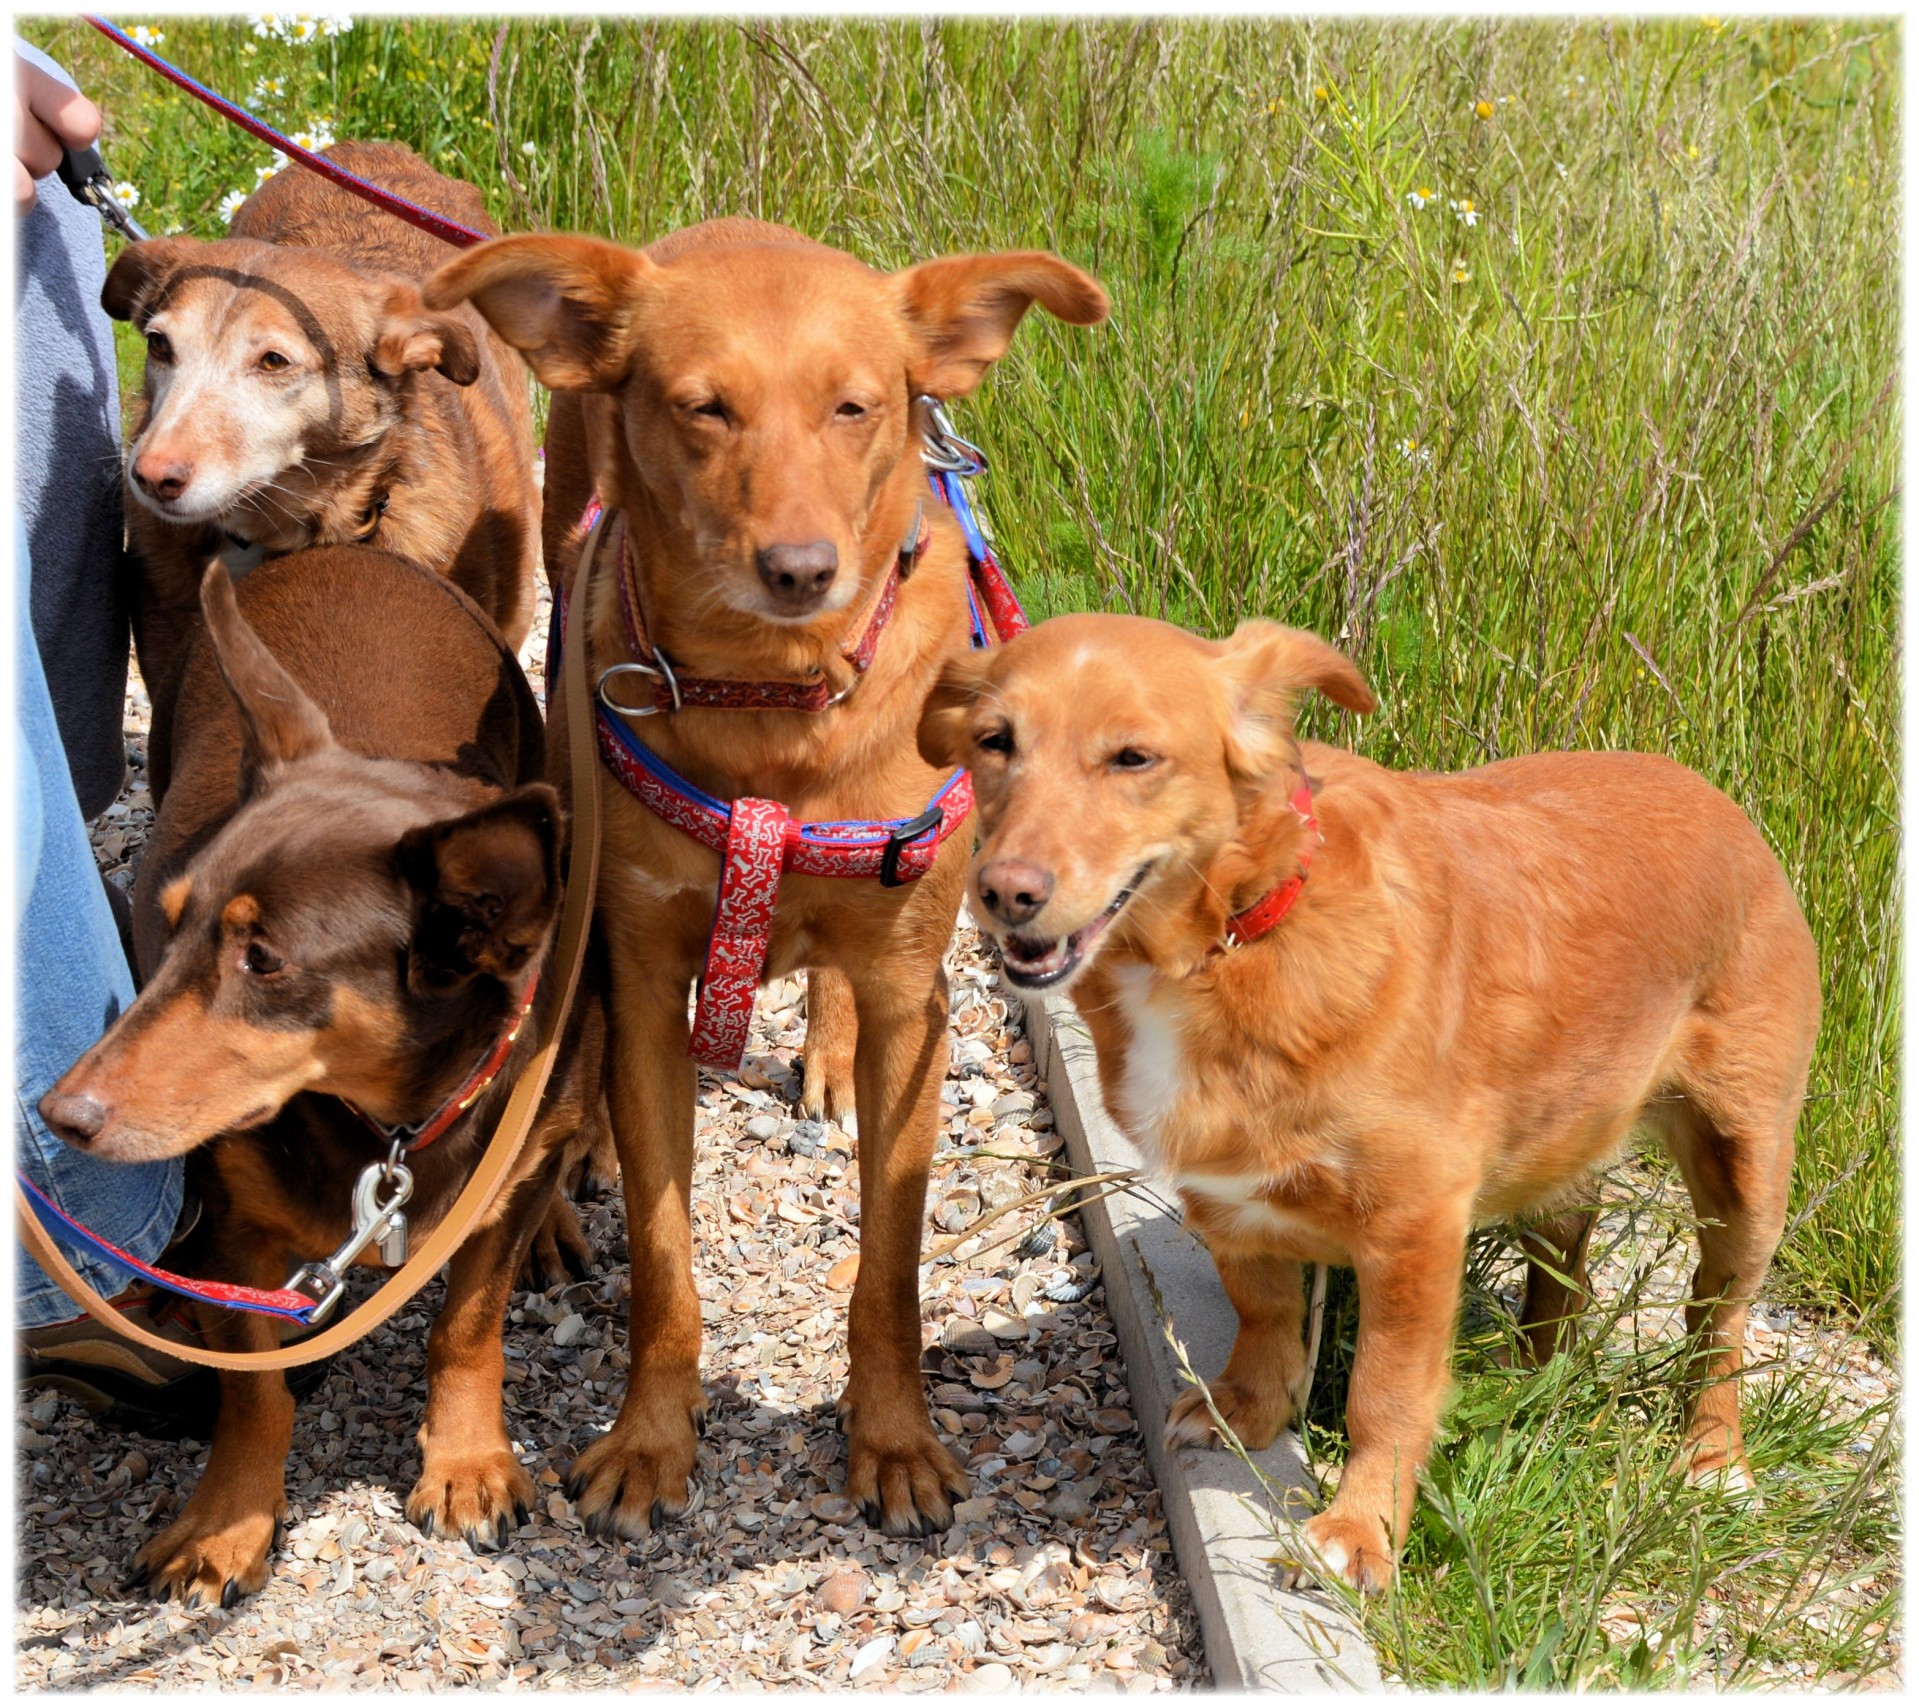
[
  {"xmin": 425, "ymin": 224, "xmax": 1108, "ymax": 1538},
  {"xmin": 923, "ymin": 612, "xmax": 1820, "ymax": 1592},
  {"xmin": 40, "ymin": 550, "xmax": 603, "ymax": 1605},
  {"xmin": 102, "ymin": 142, "xmax": 540, "ymax": 750}
]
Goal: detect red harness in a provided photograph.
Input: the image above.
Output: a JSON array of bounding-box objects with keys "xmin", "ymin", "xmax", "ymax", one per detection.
[
  {"xmin": 566, "ymin": 441, "xmax": 1023, "ymax": 1072},
  {"xmin": 1222, "ymin": 782, "xmax": 1322, "ymax": 949}
]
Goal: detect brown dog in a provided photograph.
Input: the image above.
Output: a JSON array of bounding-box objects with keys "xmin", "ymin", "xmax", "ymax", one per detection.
[
  {"xmin": 921, "ymin": 612, "xmax": 1821, "ymax": 1591},
  {"xmin": 424, "ymin": 222, "xmax": 1107, "ymax": 1537},
  {"xmin": 39, "ymin": 550, "xmax": 603, "ymax": 1604},
  {"xmin": 101, "ymin": 142, "xmax": 540, "ymax": 742}
]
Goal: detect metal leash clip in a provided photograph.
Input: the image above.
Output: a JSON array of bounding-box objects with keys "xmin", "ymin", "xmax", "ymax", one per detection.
[
  {"xmin": 55, "ymin": 143, "xmax": 149, "ymax": 242},
  {"xmin": 284, "ymin": 1157, "xmax": 414, "ymax": 1323},
  {"xmin": 918, "ymin": 397, "xmax": 989, "ymax": 477}
]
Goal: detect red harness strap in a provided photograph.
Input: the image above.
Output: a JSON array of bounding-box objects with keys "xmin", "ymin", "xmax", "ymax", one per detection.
[{"xmin": 1223, "ymin": 782, "xmax": 1322, "ymax": 948}]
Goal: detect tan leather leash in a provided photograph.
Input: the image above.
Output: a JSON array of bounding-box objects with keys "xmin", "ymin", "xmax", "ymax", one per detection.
[{"xmin": 14, "ymin": 516, "xmax": 610, "ymax": 1372}]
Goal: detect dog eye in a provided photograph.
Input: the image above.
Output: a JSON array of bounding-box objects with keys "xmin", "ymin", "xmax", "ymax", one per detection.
[
  {"xmin": 977, "ymin": 728, "xmax": 1014, "ymax": 757},
  {"xmin": 835, "ymin": 400, "xmax": 868, "ymax": 421},
  {"xmin": 690, "ymin": 398, "xmax": 728, "ymax": 423},
  {"xmin": 1110, "ymin": 747, "xmax": 1159, "ymax": 772},
  {"xmin": 145, "ymin": 331, "xmax": 172, "ymax": 363},
  {"xmin": 242, "ymin": 942, "xmax": 286, "ymax": 976},
  {"xmin": 258, "ymin": 350, "xmax": 290, "ymax": 373}
]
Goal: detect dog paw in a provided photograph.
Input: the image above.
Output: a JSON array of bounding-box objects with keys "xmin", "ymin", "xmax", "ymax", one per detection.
[
  {"xmin": 1164, "ymin": 1378, "xmax": 1291, "ymax": 1452},
  {"xmin": 839, "ymin": 1394, "xmax": 968, "ymax": 1537},
  {"xmin": 1298, "ymin": 1511, "xmax": 1397, "ymax": 1596},
  {"xmin": 520, "ymin": 1195, "xmax": 595, "ymax": 1290},
  {"xmin": 1678, "ymin": 1436, "xmax": 1763, "ymax": 1505},
  {"xmin": 408, "ymin": 1449, "xmax": 537, "ymax": 1552},
  {"xmin": 566, "ymin": 1119, "xmax": 620, "ymax": 1201},
  {"xmin": 566, "ymin": 1388, "xmax": 705, "ymax": 1541},
  {"xmin": 129, "ymin": 1501, "xmax": 281, "ymax": 1607}
]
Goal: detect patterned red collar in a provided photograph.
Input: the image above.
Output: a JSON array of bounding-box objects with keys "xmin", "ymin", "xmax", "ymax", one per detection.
[
  {"xmin": 1222, "ymin": 781, "xmax": 1321, "ymax": 949},
  {"xmin": 607, "ymin": 509, "xmax": 930, "ymax": 715}
]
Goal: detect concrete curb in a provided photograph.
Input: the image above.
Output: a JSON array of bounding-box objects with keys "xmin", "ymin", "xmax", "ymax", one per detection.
[{"xmin": 1027, "ymin": 992, "xmax": 1382, "ymax": 1693}]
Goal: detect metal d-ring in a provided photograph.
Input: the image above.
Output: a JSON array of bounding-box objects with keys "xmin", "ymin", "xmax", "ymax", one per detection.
[{"xmin": 597, "ymin": 654, "xmax": 682, "ymax": 717}]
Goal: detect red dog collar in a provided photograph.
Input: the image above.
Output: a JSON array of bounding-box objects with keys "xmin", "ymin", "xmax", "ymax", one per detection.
[
  {"xmin": 1222, "ymin": 782, "xmax": 1321, "ymax": 949},
  {"xmin": 602, "ymin": 509, "xmax": 931, "ymax": 716},
  {"xmin": 345, "ymin": 970, "xmax": 540, "ymax": 1153}
]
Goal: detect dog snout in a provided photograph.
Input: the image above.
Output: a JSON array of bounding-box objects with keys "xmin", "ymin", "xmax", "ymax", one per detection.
[
  {"xmin": 131, "ymin": 451, "xmax": 195, "ymax": 505},
  {"xmin": 40, "ymin": 1088, "xmax": 109, "ymax": 1149},
  {"xmin": 755, "ymin": 540, "xmax": 839, "ymax": 611},
  {"xmin": 976, "ymin": 859, "xmax": 1055, "ymax": 928}
]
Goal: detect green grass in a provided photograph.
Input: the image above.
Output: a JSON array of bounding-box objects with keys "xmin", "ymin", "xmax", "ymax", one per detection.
[{"xmin": 32, "ymin": 14, "xmax": 1899, "ymax": 1687}]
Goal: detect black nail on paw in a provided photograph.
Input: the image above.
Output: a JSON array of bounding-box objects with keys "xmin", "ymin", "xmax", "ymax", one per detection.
[
  {"xmin": 495, "ymin": 1515, "xmax": 511, "ymax": 1549},
  {"xmin": 514, "ymin": 1501, "xmax": 530, "ymax": 1526},
  {"xmin": 648, "ymin": 1499, "xmax": 664, "ymax": 1531},
  {"xmin": 221, "ymin": 1579, "xmax": 240, "ymax": 1609}
]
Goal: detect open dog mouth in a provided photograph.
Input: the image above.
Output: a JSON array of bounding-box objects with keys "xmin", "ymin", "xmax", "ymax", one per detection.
[{"xmin": 996, "ymin": 864, "xmax": 1152, "ymax": 990}]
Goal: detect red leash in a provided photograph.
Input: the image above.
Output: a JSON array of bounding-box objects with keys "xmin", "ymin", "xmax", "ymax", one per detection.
[{"xmin": 85, "ymin": 15, "xmax": 491, "ymax": 249}]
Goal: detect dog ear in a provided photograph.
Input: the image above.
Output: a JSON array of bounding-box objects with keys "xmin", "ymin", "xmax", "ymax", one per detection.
[
  {"xmin": 1217, "ymin": 621, "xmax": 1375, "ymax": 785},
  {"xmin": 917, "ymin": 653, "xmax": 997, "ymax": 769},
  {"xmin": 372, "ymin": 283, "xmax": 482, "ymax": 385},
  {"xmin": 398, "ymin": 785, "xmax": 565, "ymax": 991},
  {"xmin": 101, "ymin": 236, "xmax": 198, "ymax": 324},
  {"xmin": 198, "ymin": 563, "xmax": 335, "ymax": 793},
  {"xmin": 893, "ymin": 252, "xmax": 1109, "ymax": 400},
  {"xmin": 422, "ymin": 234, "xmax": 655, "ymax": 392}
]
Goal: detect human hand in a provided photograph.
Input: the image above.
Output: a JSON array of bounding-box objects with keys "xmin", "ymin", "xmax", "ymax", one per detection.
[{"xmin": 15, "ymin": 53, "xmax": 101, "ymax": 215}]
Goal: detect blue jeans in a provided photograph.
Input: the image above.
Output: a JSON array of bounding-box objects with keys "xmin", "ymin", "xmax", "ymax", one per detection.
[{"xmin": 14, "ymin": 516, "xmax": 181, "ymax": 1328}]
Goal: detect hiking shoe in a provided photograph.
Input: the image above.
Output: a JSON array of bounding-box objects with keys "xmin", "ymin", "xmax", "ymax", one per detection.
[{"xmin": 21, "ymin": 1285, "xmax": 335, "ymax": 1441}]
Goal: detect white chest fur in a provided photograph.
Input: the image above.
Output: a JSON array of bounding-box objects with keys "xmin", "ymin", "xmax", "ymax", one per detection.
[{"xmin": 1108, "ymin": 962, "xmax": 1187, "ymax": 1166}]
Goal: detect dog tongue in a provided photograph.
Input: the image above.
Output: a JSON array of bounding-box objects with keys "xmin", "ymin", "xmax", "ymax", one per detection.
[{"xmin": 1005, "ymin": 933, "xmax": 1069, "ymax": 976}]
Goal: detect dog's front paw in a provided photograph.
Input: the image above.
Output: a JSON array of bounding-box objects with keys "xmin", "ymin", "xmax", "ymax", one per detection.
[
  {"xmin": 408, "ymin": 1448, "xmax": 536, "ymax": 1551},
  {"xmin": 520, "ymin": 1195, "xmax": 595, "ymax": 1290},
  {"xmin": 1164, "ymin": 1377, "xmax": 1292, "ymax": 1452},
  {"xmin": 565, "ymin": 1383, "xmax": 706, "ymax": 1541},
  {"xmin": 1299, "ymin": 1510, "xmax": 1397, "ymax": 1596},
  {"xmin": 128, "ymin": 1498, "xmax": 282, "ymax": 1607},
  {"xmin": 838, "ymin": 1392, "xmax": 968, "ymax": 1537}
]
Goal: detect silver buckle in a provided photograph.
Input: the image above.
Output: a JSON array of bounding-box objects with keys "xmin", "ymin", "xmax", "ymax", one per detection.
[{"xmin": 597, "ymin": 654, "xmax": 682, "ymax": 717}]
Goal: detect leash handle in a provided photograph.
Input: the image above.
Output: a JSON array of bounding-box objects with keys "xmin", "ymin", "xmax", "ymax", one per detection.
[
  {"xmin": 83, "ymin": 14, "xmax": 491, "ymax": 249},
  {"xmin": 16, "ymin": 524, "xmax": 609, "ymax": 1370},
  {"xmin": 55, "ymin": 142, "xmax": 151, "ymax": 240}
]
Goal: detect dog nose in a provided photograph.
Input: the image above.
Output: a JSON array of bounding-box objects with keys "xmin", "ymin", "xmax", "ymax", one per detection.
[
  {"xmin": 132, "ymin": 454, "xmax": 194, "ymax": 504},
  {"xmin": 977, "ymin": 859, "xmax": 1054, "ymax": 928},
  {"xmin": 755, "ymin": 541, "xmax": 839, "ymax": 609},
  {"xmin": 40, "ymin": 1089, "xmax": 109, "ymax": 1149}
]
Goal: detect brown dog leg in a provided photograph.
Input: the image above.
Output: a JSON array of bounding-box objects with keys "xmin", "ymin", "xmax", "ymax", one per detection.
[
  {"xmin": 1165, "ymin": 1250, "xmax": 1307, "ymax": 1450},
  {"xmin": 1303, "ymin": 1212, "xmax": 1468, "ymax": 1594},
  {"xmin": 1517, "ymin": 1207, "xmax": 1599, "ymax": 1366},
  {"xmin": 800, "ymin": 967, "xmax": 859, "ymax": 1126},
  {"xmin": 1664, "ymin": 1101, "xmax": 1793, "ymax": 1493},
  {"xmin": 566, "ymin": 953, "xmax": 707, "ymax": 1539},
  {"xmin": 836, "ymin": 961, "xmax": 968, "ymax": 1536},
  {"xmin": 409, "ymin": 1165, "xmax": 563, "ymax": 1550},
  {"xmin": 131, "ymin": 1253, "xmax": 295, "ymax": 1606}
]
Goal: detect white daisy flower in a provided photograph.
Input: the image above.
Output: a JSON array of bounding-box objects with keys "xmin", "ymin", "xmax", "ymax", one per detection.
[
  {"xmin": 110, "ymin": 182, "xmax": 142, "ymax": 210},
  {"xmin": 219, "ymin": 189, "xmax": 249, "ymax": 224},
  {"xmin": 127, "ymin": 24, "xmax": 166, "ymax": 47}
]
